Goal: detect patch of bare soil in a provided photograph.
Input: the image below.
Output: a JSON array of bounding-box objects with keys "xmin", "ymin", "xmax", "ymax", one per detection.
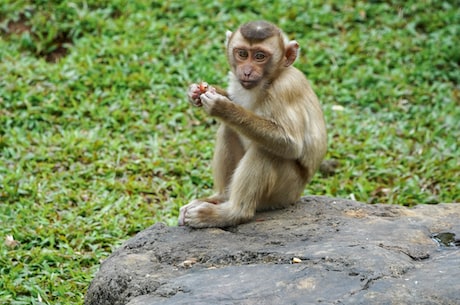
[{"xmin": 2, "ymin": 12, "xmax": 72, "ymax": 62}]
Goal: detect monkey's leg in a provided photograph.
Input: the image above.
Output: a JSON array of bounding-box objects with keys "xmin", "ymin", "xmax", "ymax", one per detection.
[
  {"xmin": 179, "ymin": 148, "xmax": 305, "ymax": 228},
  {"xmin": 178, "ymin": 148, "xmax": 261, "ymax": 228},
  {"xmin": 211, "ymin": 124, "xmax": 245, "ymax": 198},
  {"xmin": 178, "ymin": 124, "xmax": 244, "ymax": 227},
  {"xmin": 196, "ymin": 124, "xmax": 244, "ymax": 204},
  {"xmin": 228, "ymin": 148, "xmax": 306, "ymax": 215}
]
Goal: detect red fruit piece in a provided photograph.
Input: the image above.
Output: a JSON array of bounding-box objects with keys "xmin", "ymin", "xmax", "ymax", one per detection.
[{"xmin": 199, "ymin": 82, "xmax": 208, "ymax": 94}]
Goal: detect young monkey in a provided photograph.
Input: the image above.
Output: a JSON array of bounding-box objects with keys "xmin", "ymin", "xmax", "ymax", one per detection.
[{"xmin": 179, "ymin": 21, "xmax": 327, "ymax": 228}]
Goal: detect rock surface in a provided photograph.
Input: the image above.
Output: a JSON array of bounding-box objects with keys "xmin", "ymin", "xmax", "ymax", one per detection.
[{"xmin": 85, "ymin": 196, "xmax": 460, "ymax": 305}]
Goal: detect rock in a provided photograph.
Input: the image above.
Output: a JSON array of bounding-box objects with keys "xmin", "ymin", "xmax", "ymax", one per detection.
[{"xmin": 84, "ymin": 196, "xmax": 460, "ymax": 305}]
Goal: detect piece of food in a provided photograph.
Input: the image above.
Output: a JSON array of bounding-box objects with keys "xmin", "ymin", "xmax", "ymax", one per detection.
[{"xmin": 198, "ymin": 81, "xmax": 209, "ymax": 94}]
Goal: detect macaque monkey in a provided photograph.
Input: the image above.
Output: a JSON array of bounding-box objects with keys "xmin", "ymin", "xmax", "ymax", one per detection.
[{"xmin": 179, "ymin": 20, "xmax": 327, "ymax": 228}]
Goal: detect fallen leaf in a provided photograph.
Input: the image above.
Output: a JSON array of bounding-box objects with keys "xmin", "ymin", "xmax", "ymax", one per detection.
[
  {"xmin": 5, "ymin": 235, "xmax": 19, "ymax": 248},
  {"xmin": 332, "ymin": 105, "xmax": 345, "ymax": 111}
]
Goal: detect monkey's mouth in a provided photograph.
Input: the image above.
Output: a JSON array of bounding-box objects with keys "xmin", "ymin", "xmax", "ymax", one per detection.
[{"xmin": 240, "ymin": 80, "xmax": 258, "ymax": 89}]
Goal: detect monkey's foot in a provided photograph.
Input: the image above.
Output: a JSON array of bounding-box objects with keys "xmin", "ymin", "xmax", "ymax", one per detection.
[
  {"xmin": 178, "ymin": 199, "xmax": 221, "ymax": 228},
  {"xmin": 179, "ymin": 199, "xmax": 239, "ymax": 228}
]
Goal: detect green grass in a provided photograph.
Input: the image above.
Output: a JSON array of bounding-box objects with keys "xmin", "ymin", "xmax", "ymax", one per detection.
[{"xmin": 0, "ymin": 0, "xmax": 458, "ymax": 304}]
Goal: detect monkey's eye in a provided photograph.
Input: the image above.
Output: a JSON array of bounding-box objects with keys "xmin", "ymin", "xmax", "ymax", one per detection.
[
  {"xmin": 235, "ymin": 49, "xmax": 249, "ymax": 59},
  {"xmin": 254, "ymin": 52, "xmax": 267, "ymax": 61}
]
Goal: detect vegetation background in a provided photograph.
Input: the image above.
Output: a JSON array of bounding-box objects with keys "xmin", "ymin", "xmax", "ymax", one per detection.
[{"xmin": 0, "ymin": 0, "xmax": 458, "ymax": 304}]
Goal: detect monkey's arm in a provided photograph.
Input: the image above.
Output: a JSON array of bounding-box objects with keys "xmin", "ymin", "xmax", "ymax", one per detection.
[
  {"xmin": 213, "ymin": 86, "xmax": 229, "ymax": 97},
  {"xmin": 201, "ymin": 91, "xmax": 302, "ymax": 160}
]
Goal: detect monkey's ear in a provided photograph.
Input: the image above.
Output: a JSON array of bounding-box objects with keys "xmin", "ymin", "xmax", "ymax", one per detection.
[
  {"xmin": 225, "ymin": 30, "xmax": 233, "ymax": 47},
  {"xmin": 285, "ymin": 40, "xmax": 299, "ymax": 67}
]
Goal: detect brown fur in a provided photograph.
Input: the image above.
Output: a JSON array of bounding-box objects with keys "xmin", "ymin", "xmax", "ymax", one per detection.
[
  {"xmin": 239, "ymin": 20, "xmax": 279, "ymax": 43},
  {"xmin": 179, "ymin": 21, "xmax": 327, "ymax": 228}
]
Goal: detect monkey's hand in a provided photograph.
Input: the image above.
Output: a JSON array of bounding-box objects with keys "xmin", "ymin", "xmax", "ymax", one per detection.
[
  {"xmin": 187, "ymin": 83, "xmax": 204, "ymax": 106},
  {"xmin": 200, "ymin": 90, "xmax": 231, "ymax": 116},
  {"xmin": 187, "ymin": 82, "xmax": 217, "ymax": 107}
]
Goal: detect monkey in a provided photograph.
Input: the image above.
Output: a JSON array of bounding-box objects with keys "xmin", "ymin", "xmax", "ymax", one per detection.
[{"xmin": 178, "ymin": 20, "xmax": 327, "ymax": 228}]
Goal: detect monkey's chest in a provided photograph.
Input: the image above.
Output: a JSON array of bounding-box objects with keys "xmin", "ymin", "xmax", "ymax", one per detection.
[{"xmin": 230, "ymin": 90, "xmax": 268, "ymax": 151}]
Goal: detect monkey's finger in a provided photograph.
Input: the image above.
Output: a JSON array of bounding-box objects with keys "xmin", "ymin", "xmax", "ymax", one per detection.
[
  {"xmin": 187, "ymin": 97, "xmax": 202, "ymax": 107},
  {"xmin": 199, "ymin": 94, "xmax": 211, "ymax": 110},
  {"xmin": 187, "ymin": 83, "xmax": 203, "ymax": 106},
  {"xmin": 191, "ymin": 98, "xmax": 203, "ymax": 107},
  {"xmin": 187, "ymin": 94, "xmax": 203, "ymax": 107},
  {"xmin": 201, "ymin": 90, "xmax": 220, "ymax": 101},
  {"xmin": 178, "ymin": 207, "xmax": 187, "ymax": 226}
]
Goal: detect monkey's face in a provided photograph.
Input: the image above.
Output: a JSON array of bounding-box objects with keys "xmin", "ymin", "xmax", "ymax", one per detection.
[
  {"xmin": 231, "ymin": 47, "xmax": 271, "ymax": 89},
  {"xmin": 227, "ymin": 30, "xmax": 286, "ymax": 90}
]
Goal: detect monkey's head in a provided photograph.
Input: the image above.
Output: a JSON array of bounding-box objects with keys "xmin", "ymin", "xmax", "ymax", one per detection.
[{"xmin": 225, "ymin": 21, "xmax": 299, "ymax": 90}]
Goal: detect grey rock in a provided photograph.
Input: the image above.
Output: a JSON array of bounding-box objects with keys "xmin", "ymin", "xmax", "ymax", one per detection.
[{"xmin": 84, "ymin": 196, "xmax": 460, "ymax": 305}]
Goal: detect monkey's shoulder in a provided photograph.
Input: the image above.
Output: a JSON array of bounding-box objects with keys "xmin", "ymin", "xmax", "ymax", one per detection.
[{"xmin": 276, "ymin": 66, "xmax": 311, "ymax": 89}]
